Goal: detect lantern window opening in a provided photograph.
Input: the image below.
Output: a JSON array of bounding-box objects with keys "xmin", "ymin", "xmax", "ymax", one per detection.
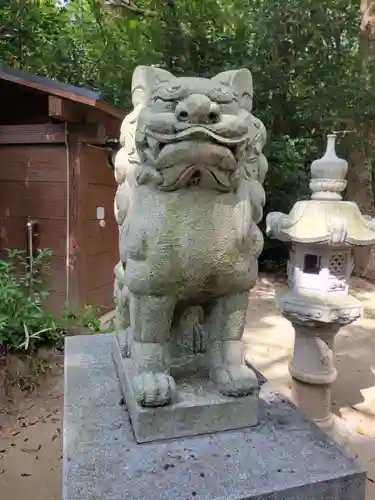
[{"xmin": 303, "ymin": 253, "xmax": 322, "ymax": 274}]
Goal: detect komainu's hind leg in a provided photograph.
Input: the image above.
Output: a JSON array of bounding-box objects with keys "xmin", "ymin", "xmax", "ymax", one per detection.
[
  {"xmin": 130, "ymin": 294, "xmax": 177, "ymax": 407},
  {"xmin": 205, "ymin": 291, "xmax": 259, "ymax": 397}
]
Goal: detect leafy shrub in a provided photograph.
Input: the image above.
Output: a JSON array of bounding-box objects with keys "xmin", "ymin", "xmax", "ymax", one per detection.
[
  {"xmin": 0, "ymin": 249, "xmax": 60, "ymax": 352},
  {"xmin": 60, "ymin": 304, "xmax": 104, "ymax": 334}
]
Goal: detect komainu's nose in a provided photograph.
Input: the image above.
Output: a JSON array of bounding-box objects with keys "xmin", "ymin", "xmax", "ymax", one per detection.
[{"xmin": 175, "ymin": 94, "xmax": 220, "ymax": 124}]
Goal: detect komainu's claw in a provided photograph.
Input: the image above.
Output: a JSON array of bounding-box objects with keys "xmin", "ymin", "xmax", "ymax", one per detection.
[
  {"xmin": 211, "ymin": 365, "xmax": 259, "ymax": 397},
  {"xmin": 133, "ymin": 372, "xmax": 177, "ymax": 407}
]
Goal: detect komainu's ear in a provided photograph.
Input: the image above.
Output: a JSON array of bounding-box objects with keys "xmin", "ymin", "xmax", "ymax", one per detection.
[
  {"xmin": 131, "ymin": 66, "xmax": 174, "ymax": 107},
  {"xmin": 211, "ymin": 69, "xmax": 253, "ymax": 112}
]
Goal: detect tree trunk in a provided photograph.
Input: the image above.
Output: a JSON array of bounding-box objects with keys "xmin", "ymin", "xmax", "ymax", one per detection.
[
  {"xmin": 346, "ymin": 134, "xmax": 375, "ymax": 276},
  {"xmin": 346, "ymin": 135, "xmax": 374, "ymax": 217},
  {"xmin": 360, "ymin": 0, "xmax": 375, "ymax": 63},
  {"xmin": 162, "ymin": 0, "xmax": 186, "ymax": 72},
  {"xmin": 346, "ymin": 0, "xmax": 375, "ymax": 278}
]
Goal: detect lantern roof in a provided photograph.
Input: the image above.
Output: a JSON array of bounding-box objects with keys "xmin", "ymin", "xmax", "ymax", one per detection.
[{"xmin": 266, "ymin": 135, "xmax": 375, "ymax": 246}]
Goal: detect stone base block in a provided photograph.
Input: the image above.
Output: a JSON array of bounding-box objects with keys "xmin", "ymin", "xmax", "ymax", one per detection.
[
  {"xmin": 112, "ymin": 338, "xmax": 258, "ymax": 443},
  {"xmin": 63, "ymin": 334, "xmax": 366, "ymax": 500}
]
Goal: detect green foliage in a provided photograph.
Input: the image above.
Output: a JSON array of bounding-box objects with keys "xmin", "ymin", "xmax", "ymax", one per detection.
[
  {"xmin": 0, "ymin": 247, "xmax": 107, "ymax": 355},
  {"xmin": 1, "ymin": 1, "xmax": 367, "ymax": 116},
  {"xmin": 0, "ymin": 249, "xmax": 60, "ymax": 352},
  {"xmin": 60, "ymin": 304, "xmax": 104, "ymax": 334},
  {"xmin": 1, "ymin": 0, "xmax": 374, "ymax": 269}
]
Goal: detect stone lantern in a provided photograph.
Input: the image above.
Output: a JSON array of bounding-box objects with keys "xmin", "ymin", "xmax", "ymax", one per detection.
[{"xmin": 266, "ymin": 134, "xmax": 375, "ymax": 433}]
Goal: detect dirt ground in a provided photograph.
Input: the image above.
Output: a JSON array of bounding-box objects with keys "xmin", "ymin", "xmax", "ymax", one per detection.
[
  {"xmin": 0, "ymin": 355, "xmax": 63, "ymax": 500},
  {"xmin": 0, "ymin": 274, "xmax": 374, "ymax": 500}
]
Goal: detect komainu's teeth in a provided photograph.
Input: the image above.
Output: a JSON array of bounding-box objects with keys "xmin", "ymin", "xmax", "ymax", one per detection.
[{"xmin": 147, "ymin": 136, "xmax": 160, "ymax": 157}]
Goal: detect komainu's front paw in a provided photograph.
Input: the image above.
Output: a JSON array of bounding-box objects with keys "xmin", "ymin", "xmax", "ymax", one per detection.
[
  {"xmin": 133, "ymin": 372, "xmax": 177, "ymax": 407},
  {"xmin": 211, "ymin": 365, "xmax": 259, "ymax": 397}
]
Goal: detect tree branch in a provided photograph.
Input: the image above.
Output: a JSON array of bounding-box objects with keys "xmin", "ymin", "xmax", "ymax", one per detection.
[{"xmin": 103, "ymin": 0, "xmax": 155, "ymax": 16}]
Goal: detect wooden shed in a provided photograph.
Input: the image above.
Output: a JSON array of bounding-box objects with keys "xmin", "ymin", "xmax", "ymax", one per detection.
[{"xmin": 0, "ymin": 65, "xmax": 124, "ymax": 314}]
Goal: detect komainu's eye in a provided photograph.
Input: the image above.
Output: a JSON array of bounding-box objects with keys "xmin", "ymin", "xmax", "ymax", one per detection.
[
  {"xmin": 167, "ymin": 84, "xmax": 182, "ymax": 92},
  {"xmin": 208, "ymin": 86, "xmax": 236, "ymax": 104}
]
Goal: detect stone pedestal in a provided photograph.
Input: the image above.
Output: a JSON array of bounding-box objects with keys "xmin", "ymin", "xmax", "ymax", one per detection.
[
  {"xmin": 113, "ymin": 339, "xmax": 258, "ymax": 443},
  {"xmin": 289, "ymin": 323, "xmax": 339, "ymax": 385},
  {"xmin": 279, "ymin": 292, "xmax": 362, "ymax": 425},
  {"xmin": 291, "ymin": 381, "xmax": 332, "ymax": 423},
  {"xmin": 63, "ymin": 334, "xmax": 366, "ymax": 500}
]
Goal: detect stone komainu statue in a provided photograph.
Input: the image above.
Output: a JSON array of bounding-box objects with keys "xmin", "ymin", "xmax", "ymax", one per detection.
[{"xmin": 113, "ymin": 66, "xmax": 268, "ymax": 408}]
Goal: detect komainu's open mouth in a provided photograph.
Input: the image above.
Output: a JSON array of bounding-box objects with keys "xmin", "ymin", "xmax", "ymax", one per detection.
[
  {"xmin": 138, "ymin": 121, "xmax": 250, "ymax": 191},
  {"xmin": 141, "ymin": 138, "xmax": 241, "ymax": 192},
  {"xmin": 148, "ymin": 125, "xmax": 247, "ymax": 147},
  {"xmin": 188, "ymin": 170, "xmax": 201, "ymax": 186},
  {"xmin": 145, "ymin": 125, "xmax": 248, "ymax": 169},
  {"xmin": 156, "ymin": 140, "xmax": 240, "ymax": 160}
]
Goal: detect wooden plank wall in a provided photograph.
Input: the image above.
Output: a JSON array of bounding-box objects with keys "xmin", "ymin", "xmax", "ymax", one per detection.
[
  {"xmin": 0, "ymin": 135, "xmax": 67, "ymax": 314},
  {"xmin": 81, "ymin": 144, "xmax": 118, "ymax": 312}
]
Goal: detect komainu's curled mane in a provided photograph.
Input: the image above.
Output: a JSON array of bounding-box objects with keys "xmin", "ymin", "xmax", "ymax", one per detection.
[{"xmin": 114, "ymin": 66, "xmax": 268, "ymax": 408}]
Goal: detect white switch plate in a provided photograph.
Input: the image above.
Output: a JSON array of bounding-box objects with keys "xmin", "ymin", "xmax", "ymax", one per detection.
[{"xmin": 96, "ymin": 207, "xmax": 105, "ymax": 220}]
